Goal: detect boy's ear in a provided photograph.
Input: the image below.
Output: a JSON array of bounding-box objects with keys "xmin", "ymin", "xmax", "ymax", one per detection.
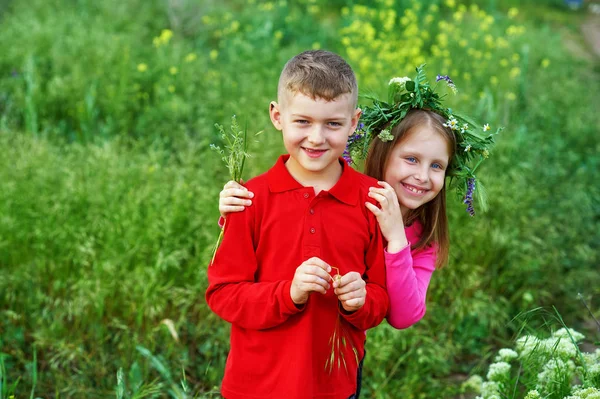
[
  {"xmin": 269, "ymin": 101, "xmax": 283, "ymax": 131},
  {"xmin": 349, "ymin": 107, "xmax": 362, "ymax": 136}
]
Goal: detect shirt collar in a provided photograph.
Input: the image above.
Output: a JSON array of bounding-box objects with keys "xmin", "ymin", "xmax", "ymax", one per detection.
[{"xmin": 267, "ymin": 154, "xmax": 359, "ymax": 206}]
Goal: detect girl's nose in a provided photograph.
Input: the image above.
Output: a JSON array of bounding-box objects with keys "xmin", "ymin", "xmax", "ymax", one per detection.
[{"xmin": 414, "ymin": 167, "xmax": 429, "ymax": 182}]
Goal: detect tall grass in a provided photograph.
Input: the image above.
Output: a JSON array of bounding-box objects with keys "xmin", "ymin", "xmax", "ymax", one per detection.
[{"xmin": 0, "ymin": 0, "xmax": 598, "ymax": 397}]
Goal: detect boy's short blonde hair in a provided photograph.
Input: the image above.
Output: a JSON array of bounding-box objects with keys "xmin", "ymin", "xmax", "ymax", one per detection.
[{"xmin": 278, "ymin": 50, "xmax": 358, "ymax": 109}]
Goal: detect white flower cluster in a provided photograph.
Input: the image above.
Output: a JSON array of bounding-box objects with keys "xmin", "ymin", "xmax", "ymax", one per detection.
[
  {"xmin": 495, "ymin": 348, "xmax": 519, "ymax": 362},
  {"xmin": 564, "ymin": 386, "xmax": 600, "ymax": 399},
  {"xmin": 554, "ymin": 327, "xmax": 586, "ymax": 342},
  {"xmin": 516, "ymin": 330, "xmax": 582, "ymax": 361},
  {"xmin": 524, "ymin": 389, "xmax": 542, "ymax": 399},
  {"xmin": 388, "ymin": 76, "xmax": 411, "ymax": 86},
  {"xmin": 486, "ymin": 361, "xmax": 511, "ymax": 382},
  {"xmin": 536, "ymin": 358, "xmax": 576, "ymax": 391},
  {"xmin": 583, "ymin": 349, "xmax": 600, "ymax": 380}
]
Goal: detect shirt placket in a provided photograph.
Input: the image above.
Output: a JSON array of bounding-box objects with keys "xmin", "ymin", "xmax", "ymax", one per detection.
[{"xmin": 302, "ymin": 190, "xmax": 323, "ymax": 259}]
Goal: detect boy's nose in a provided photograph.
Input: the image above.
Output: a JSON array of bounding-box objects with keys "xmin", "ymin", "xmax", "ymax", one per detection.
[{"xmin": 307, "ymin": 127, "xmax": 326, "ymax": 144}]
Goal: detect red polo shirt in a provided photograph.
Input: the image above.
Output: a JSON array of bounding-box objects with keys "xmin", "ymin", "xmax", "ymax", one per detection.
[{"xmin": 206, "ymin": 155, "xmax": 388, "ymax": 399}]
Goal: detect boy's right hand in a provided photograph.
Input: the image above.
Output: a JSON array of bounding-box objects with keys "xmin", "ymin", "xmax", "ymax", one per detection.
[
  {"xmin": 290, "ymin": 257, "xmax": 332, "ymax": 305},
  {"xmin": 219, "ymin": 180, "xmax": 254, "ymax": 218}
]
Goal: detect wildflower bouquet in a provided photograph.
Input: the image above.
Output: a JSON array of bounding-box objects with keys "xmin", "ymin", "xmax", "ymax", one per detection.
[
  {"xmin": 344, "ymin": 65, "xmax": 501, "ymax": 216},
  {"xmin": 210, "ymin": 115, "xmax": 260, "ymax": 262}
]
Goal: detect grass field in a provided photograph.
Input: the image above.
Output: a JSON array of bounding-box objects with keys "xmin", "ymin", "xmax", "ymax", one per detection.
[{"xmin": 0, "ymin": 0, "xmax": 599, "ymax": 397}]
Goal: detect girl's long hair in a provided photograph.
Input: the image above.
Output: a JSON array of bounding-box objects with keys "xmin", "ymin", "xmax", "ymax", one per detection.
[{"xmin": 364, "ymin": 109, "xmax": 456, "ymax": 269}]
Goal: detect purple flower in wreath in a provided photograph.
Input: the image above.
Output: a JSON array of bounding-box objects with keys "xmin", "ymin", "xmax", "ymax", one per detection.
[
  {"xmin": 436, "ymin": 74, "xmax": 458, "ymax": 94},
  {"xmin": 463, "ymin": 177, "xmax": 476, "ymax": 216}
]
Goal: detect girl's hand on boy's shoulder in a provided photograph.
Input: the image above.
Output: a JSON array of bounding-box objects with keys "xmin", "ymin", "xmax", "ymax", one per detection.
[
  {"xmin": 333, "ymin": 272, "xmax": 366, "ymax": 313},
  {"xmin": 366, "ymin": 181, "xmax": 406, "ymax": 245},
  {"xmin": 219, "ymin": 180, "xmax": 254, "ymax": 218}
]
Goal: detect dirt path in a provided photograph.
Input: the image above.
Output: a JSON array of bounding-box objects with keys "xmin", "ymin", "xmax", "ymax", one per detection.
[{"xmin": 582, "ymin": 11, "xmax": 600, "ymax": 57}]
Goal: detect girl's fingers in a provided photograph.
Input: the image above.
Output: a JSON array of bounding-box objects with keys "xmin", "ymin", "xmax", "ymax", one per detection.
[
  {"xmin": 370, "ymin": 186, "xmax": 395, "ymax": 199},
  {"xmin": 365, "ymin": 202, "xmax": 380, "ymax": 216},
  {"xmin": 378, "ymin": 181, "xmax": 393, "ymax": 190}
]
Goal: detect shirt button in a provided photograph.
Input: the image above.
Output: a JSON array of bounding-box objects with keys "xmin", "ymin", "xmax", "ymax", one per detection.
[
  {"xmin": 303, "ymin": 193, "xmax": 309, "ymax": 199},
  {"xmin": 309, "ymin": 209, "xmax": 314, "ymax": 215},
  {"xmin": 310, "ymin": 228, "xmax": 316, "ymax": 234}
]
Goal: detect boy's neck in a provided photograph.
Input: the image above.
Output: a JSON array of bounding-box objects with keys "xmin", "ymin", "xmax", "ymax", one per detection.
[{"xmin": 284, "ymin": 157, "xmax": 343, "ymax": 195}]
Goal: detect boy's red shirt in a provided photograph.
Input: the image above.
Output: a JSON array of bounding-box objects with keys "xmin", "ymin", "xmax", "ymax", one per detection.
[{"xmin": 206, "ymin": 155, "xmax": 389, "ymax": 399}]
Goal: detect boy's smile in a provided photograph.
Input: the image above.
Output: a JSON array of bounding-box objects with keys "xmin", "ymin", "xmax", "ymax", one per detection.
[{"xmin": 270, "ymin": 92, "xmax": 360, "ymax": 190}]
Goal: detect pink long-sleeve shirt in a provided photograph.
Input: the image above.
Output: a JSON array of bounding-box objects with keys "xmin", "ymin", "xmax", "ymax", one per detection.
[{"xmin": 384, "ymin": 220, "xmax": 437, "ymax": 329}]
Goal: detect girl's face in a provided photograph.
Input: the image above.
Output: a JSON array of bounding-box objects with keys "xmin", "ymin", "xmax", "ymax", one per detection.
[{"xmin": 383, "ymin": 125, "xmax": 451, "ymax": 217}]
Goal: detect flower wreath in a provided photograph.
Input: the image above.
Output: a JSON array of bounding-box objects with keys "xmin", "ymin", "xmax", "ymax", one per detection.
[{"xmin": 343, "ymin": 65, "xmax": 501, "ymax": 216}]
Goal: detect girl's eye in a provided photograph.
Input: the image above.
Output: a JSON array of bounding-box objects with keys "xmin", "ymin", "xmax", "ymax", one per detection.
[
  {"xmin": 432, "ymin": 163, "xmax": 443, "ymax": 170},
  {"xmin": 406, "ymin": 157, "xmax": 417, "ymax": 163}
]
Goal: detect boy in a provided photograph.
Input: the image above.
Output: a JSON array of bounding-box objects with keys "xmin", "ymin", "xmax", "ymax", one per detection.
[{"xmin": 206, "ymin": 50, "xmax": 388, "ymax": 399}]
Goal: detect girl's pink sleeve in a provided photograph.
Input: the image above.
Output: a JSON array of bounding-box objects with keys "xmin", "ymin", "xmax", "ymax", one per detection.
[{"xmin": 384, "ymin": 242, "xmax": 436, "ymax": 329}]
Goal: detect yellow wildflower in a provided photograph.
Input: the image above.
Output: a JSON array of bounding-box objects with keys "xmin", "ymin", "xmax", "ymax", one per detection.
[
  {"xmin": 312, "ymin": 42, "xmax": 321, "ymax": 49},
  {"xmin": 541, "ymin": 59, "xmax": 550, "ymax": 68},
  {"xmin": 210, "ymin": 50, "xmax": 219, "ymax": 61},
  {"xmin": 168, "ymin": 85, "xmax": 175, "ymax": 93},
  {"xmin": 156, "ymin": 29, "xmax": 173, "ymax": 46},
  {"xmin": 445, "ymin": 0, "xmax": 456, "ymax": 8},
  {"xmin": 185, "ymin": 53, "xmax": 197, "ymax": 62},
  {"xmin": 137, "ymin": 63, "xmax": 148, "ymax": 72},
  {"xmin": 275, "ymin": 30, "xmax": 284, "ymax": 40},
  {"xmin": 508, "ymin": 8, "xmax": 519, "ymax": 19},
  {"xmin": 169, "ymin": 66, "xmax": 178, "ymax": 75},
  {"xmin": 506, "ymin": 92, "xmax": 517, "ymax": 101},
  {"xmin": 497, "ymin": 37, "xmax": 509, "ymax": 48},
  {"xmin": 490, "ymin": 76, "xmax": 498, "ymax": 86},
  {"xmin": 500, "ymin": 58, "xmax": 509, "ymax": 67},
  {"xmin": 510, "ymin": 67, "xmax": 521, "ymax": 79}
]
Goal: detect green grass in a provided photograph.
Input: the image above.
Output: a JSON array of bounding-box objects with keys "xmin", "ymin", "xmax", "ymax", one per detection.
[{"xmin": 0, "ymin": 0, "xmax": 598, "ymax": 397}]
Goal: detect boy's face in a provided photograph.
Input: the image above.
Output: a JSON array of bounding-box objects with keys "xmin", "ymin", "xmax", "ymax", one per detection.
[{"xmin": 269, "ymin": 91, "xmax": 360, "ymax": 181}]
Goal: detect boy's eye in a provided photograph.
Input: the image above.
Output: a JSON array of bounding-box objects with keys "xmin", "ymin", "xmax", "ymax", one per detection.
[
  {"xmin": 295, "ymin": 119, "xmax": 309, "ymax": 124},
  {"xmin": 432, "ymin": 163, "xmax": 443, "ymax": 170},
  {"xmin": 328, "ymin": 121, "xmax": 342, "ymax": 127}
]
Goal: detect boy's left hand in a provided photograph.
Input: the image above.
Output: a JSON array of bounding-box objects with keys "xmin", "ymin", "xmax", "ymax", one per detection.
[{"xmin": 333, "ymin": 272, "xmax": 366, "ymax": 313}]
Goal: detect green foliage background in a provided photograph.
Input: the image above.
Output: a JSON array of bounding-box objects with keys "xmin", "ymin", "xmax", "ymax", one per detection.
[{"xmin": 0, "ymin": 0, "xmax": 598, "ymax": 397}]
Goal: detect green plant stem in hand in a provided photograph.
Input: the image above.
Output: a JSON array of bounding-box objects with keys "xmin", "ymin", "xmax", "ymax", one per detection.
[
  {"xmin": 325, "ymin": 266, "xmax": 359, "ymax": 374},
  {"xmin": 210, "ymin": 115, "xmax": 261, "ymax": 264}
]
